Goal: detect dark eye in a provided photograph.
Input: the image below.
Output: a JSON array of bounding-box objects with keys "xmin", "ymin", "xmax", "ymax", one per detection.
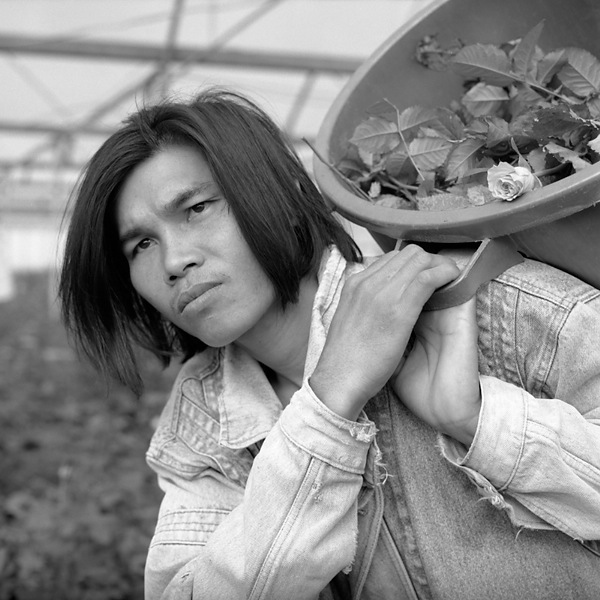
[
  {"xmin": 190, "ymin": 202, "xmax": 207, "ymax": 214},
  {"xmin": 132, "ymin": 238, "xmax": 152, "ymax": 257}
]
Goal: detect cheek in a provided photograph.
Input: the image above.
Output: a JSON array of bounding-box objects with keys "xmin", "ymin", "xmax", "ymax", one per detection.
[{"xmin": 128, "ymin": 260, "xmax": 162, "ymax": 307}]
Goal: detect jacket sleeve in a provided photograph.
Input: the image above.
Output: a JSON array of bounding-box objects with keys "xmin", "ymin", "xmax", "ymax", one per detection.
[
  {"xmin": 441, "ymin": 268, "xmax": 600, "ymax": 541},
  {"xmin": 144, "ymin": 383, "xmax": 377, "ymax": 600}
]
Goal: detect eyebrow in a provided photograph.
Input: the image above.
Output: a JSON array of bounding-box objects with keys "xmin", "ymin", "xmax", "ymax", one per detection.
[
  {"xmin": 118, "ymin": 182, "xmax": 220, "ymax": 248},
  {"xmin": 162, "ymin": 181, "xmax": 219, "ymax": 216}
]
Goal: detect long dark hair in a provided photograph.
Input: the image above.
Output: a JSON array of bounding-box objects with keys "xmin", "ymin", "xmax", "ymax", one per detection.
[{"xmin": 59, "ymin": 88, "xmax": 362, "ymax": 394}]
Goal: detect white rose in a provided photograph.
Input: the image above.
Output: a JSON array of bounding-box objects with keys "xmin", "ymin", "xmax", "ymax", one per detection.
[{"xmin": 487, "ymin": 162, "xmax": 542, "ymax": 201}]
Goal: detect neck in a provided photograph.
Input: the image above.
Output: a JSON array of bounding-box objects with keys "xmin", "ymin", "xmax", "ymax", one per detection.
[{"xmin": 234, "ymin": 275, "xmax": 318, "ymax": 390}]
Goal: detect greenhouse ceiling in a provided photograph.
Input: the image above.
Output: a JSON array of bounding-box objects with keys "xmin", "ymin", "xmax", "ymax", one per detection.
[{"xmin": 0, "ymin": 0, "xmax": 433, "ymax": 182}]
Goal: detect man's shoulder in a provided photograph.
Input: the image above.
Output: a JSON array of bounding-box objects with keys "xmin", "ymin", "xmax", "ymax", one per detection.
[
  {"xmin": 493, "ymin": 257, "xmax": 600, "ymax": 310},
  {"xmin": 145, "ymin": 348, "xmax": 227, "ymax": 480}
]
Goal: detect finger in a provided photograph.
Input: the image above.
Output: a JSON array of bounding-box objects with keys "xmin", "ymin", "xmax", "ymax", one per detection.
[
  {"xmin": 382, "ymin": 260, "xmax": 462, "ymax": 320},
  {"xmin": 357, "ymin": 244, "xmax": 455, "ymax": 283},
  {"xmin": 339, "ymin": 246, "xmax": 461, "ymax": 325}
]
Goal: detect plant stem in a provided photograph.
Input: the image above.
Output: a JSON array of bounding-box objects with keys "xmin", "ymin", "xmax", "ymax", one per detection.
[
  {"xmin": 303, "ymin": 138, "xmax": 372, "ymax": 201},
  {"xmin": 388, "ymin": 176, "xmax": 420, "ymax": 192},
  {"xmin": 382, "ymin": 97, "xmax": 427, "ymax": 182},
  {"xmin": 534, "ymin": 162, "xmax": 571, "ymax": 177},
  {"xmin": 527, "ymin": 81, "xmax": 576, "ymax": 105}
]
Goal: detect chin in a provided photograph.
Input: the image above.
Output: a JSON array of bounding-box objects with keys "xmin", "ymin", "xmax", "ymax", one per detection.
[{"xmin": 189, "ymin": 327, "xmax": 240, "ymax": 349}]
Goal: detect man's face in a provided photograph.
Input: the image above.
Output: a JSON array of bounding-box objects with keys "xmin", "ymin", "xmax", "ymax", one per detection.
[{"xmin": 115, "ymin": 144, "xmax": 278, "ymax": 348}]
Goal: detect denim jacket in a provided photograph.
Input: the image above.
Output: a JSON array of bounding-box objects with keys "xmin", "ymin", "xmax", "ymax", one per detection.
[{"xmin": 144, "ymin": 247, "xmax": 600, "ymax": 600}]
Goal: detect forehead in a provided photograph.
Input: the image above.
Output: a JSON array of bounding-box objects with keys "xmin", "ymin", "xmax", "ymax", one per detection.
[
  {"xmin": 123, "ymin": 145, "xmax": 212, "ymax": 198},
  {"xmin": 115, "ymin": 145, "xmax": 216, "ymax": 223}
]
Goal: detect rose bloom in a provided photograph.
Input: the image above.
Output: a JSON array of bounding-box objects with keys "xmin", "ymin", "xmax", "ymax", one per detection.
[{"xmin": 487, "ymin": 161, "xmax": 542, "ymax": 201}]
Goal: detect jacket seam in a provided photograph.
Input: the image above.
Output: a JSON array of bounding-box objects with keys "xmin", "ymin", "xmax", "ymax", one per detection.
[
  {"xmin": 498, "ymin": 269, "xmax": 600, "ymax": 309},
  {"xmin": 279, "ymin": 421, "xmax": 367, "ymax": 475},
  {"xmin": 499, "ymin": 390, "xmax": 529, "ymax": 491},
  {"xmin": 248, "ymin": 457, "xmax": 323, "ymax": 599},
  {"xmin": 171, "ymin": 352, "xmax": 221, "ymax": 432},
  {"xmin": 510, "ymin": 285, "xmax": 573, "ymax": 398}
]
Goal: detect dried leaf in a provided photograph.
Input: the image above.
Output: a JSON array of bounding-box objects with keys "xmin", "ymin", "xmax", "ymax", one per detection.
[
  {"xmin": 416, "ymin": 192, "xmax": 472, "ymax": 211},
  {"xmin": 415, "ymin": 34, "xmax": 463, "ymax": 71},
  {"xmin": 466, "ymin": 184, "xmax": 497, "ymax": 205},
  {"xmin": 350, "ymin": 117, "xmax": 400, "ymax": 154},
  {"xmin": 557, "ymin": 47, "xmax": 600, "ymax": 97},
  {"xmin": 374, "ymin": 194, "xmax": 415, "ymax": 209},
  {"xmin": 452, "ymin": 43, "xmax": 515, "ymax": 86}
]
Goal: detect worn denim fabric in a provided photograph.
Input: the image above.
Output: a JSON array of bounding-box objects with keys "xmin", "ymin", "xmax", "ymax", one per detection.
[
  {"xmin": 369, "ymin": 385, "xmax": 600, "ymax": 600},
  {"xmin": 144, "ymin": 247, "xmax": 600, "ymax": 599}
]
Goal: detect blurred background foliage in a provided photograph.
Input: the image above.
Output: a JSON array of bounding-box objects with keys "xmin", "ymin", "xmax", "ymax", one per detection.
[{"xmin": 0, "ymin": 271, "xmax": 176, "ymax": 600}]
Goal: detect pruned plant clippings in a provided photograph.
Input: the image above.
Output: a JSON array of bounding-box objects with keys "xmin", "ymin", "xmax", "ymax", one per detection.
[{"xmin": 336, "ymin": 22, "xmax": 600, "ymax": 211}]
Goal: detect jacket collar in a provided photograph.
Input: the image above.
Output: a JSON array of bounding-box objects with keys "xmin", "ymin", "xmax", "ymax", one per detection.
[
  {"xmin": 217, "ymin": 343, "xmax": 282, "ymax": 449},
  {"xmin": 217, "ymin": 246, "xmax": 353, "ymax": 449}
]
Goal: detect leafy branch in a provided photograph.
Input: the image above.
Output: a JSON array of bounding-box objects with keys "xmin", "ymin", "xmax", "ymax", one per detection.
[
  {"xmin": 304, "ymin": 138, "xmax": 371, "ymax": 201},
  {"xmin": 338, "ymin": 21, "xmax": 600, "ymax": 211}
]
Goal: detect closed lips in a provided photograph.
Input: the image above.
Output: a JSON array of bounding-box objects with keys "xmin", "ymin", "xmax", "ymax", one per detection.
[{"xmin": 176, "ymin": 282, "xmax": 219, "ymax": 313}]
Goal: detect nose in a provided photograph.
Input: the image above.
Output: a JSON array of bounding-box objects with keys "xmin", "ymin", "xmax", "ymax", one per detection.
[{"xmin": 162, "ymin": 235, "xmax": 203, "ymax": 284}]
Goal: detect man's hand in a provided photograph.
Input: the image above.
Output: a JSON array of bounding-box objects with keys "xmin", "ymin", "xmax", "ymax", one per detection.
[
  {"xmin": 310, "ymin": 245, "xmax": 462, "ymax": 422},
  {"xmin": 393, "ymin": 297, "xmax": 481, "ymax": 446}
]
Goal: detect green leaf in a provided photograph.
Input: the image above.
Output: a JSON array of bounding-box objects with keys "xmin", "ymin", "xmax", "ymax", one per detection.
[
  {"xmin": 356, "ymin": 145, "xmax": 384, "ymax": 171},
  {"xmin": 396, "ymin": 105, "xmax": 441, "ymax": 139},
  {"xmin": 519, "ymin": 105, "xmax": 585, "ymax": 140},
  {"xmin": 462, "ymin": 82, "xmax": 509, "ymax": 117},
  {"xmin": 508, "ymin": 84, "xmax": 545, "ymax": 118},
  {"xmin": 464, "ymin": 118, "xmax": 489, "ymax": 138},
  {"xmin": 535, "ymin": 49, "xmax": 567, "ymax": 85},
  {"xmin": 587, "ymin": 97, "xmax": 600, "ymax": 119},
  {"xmin": 512, "ymin": 21, "xmax": 545, "ymax": 79},
  {"xmin": 408, "ymin": 136, "xmax": 453, "ymax": 171},
  {"xmin": 525, "ymin": 147, "xmax": 548, "ymax": 172},
  {"xmin": 544, "ymin": 141, "xmax": 592, "ymax": 171},
  {"xmin": 452, "ymin": 43, "xmax": 515, "ymax": 86},
  {"xmin": 557, "ymin": 47, "xmax": 600, "ymax": 97},
  {"xmin": 350, "ymin": 117, "xmax": 400, "ymax": 154},
  {"xmin": 336, "ymin": 159, "xmax": 364, "ymax": 178},
  {"xmin": 483, "ymin": 116, "xmax": 511, "ymax": 145},
  {"xmin": 384, "ymin": 148, "xmax": 412, "ymax": 177},
  {"xmin": 588, "ymin": 134, "xmax": 600, "ymax": 154},
  {"xmin": 433, "ymin": 107, "xmax": 466, "ymax": 139},
  {"xmin": 445, "ymin": 138, "xmax": 485, "ymax": 180}
]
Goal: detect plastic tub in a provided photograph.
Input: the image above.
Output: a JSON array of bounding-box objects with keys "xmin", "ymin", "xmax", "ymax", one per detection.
[{"xmin": 314, "ymin": 0, "xmax": 600, "ymax": 289}]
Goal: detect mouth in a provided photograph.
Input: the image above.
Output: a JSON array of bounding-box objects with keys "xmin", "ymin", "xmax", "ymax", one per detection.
[{"xmin": 175, "ymin": 282, "xmax": 220, "ymax": 314}]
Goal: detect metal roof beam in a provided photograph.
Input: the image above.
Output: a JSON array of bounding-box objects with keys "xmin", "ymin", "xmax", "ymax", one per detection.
[
  {"xmin": 0, "ymin": 33, "xmax": 361, "ymax": 74},
  {"xmin": 0, "ymin": 120, "xmax": 113, "ymax": 136}
]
